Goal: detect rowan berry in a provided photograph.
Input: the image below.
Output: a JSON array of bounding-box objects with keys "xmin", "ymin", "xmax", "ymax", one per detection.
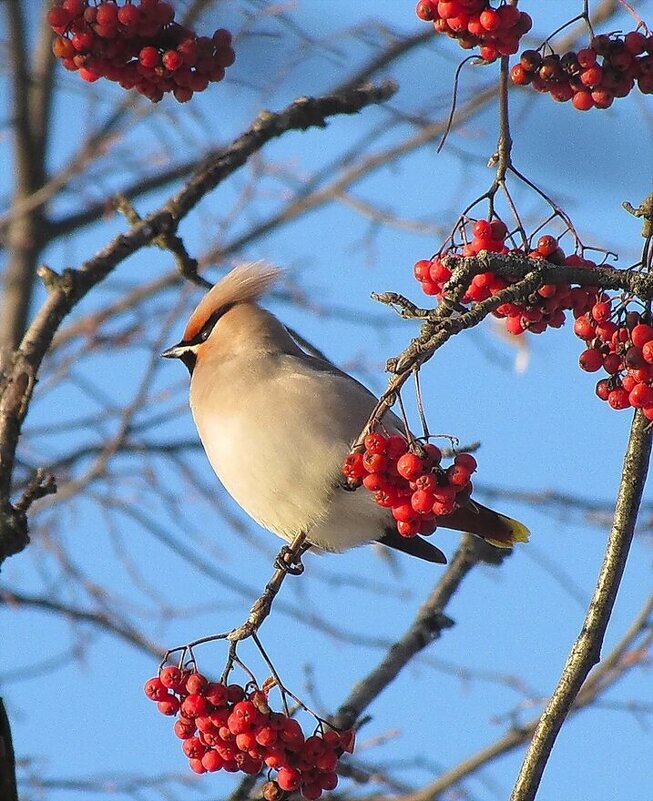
[
  {"xmin": 157, "ymin": 697, "xmax": 181, "ymax": 715},
  {"xmin": 144, "ymin": 677, "xmax": 168, "ymax": 701},
  {"xmin": 396, "ymin": 452, "xmax": 424, "ymax": 480},
  {"xmin": 277, "ymin": 766, "xmax": 302, "ymax": 792},
  {"xmin": 181, "ymin": 694, "xmax": 209, "ymax": 718}
]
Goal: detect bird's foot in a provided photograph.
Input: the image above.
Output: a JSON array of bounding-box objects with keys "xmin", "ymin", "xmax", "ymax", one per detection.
[
  {"xmin": 338, "ymin": 476, "xmax": 361, "ymax": 492},
  {"xmin": 274, "ymin": 545, "xmax": 305, "ymax": 575}
]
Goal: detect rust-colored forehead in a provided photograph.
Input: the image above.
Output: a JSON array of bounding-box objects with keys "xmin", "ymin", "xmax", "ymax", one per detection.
[{"xmin": 181, "ymin": 263, "xmax": 281, "ymax": 342}]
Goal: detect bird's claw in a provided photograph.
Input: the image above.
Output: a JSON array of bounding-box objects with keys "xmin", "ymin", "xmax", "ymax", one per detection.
[
  {"xmin": 274, "ymin": 545, "xmax": 305, "ymax": 575},
  {"xmin": 338, "ymin": 476, "xmax": 360, "ymax": 492}
]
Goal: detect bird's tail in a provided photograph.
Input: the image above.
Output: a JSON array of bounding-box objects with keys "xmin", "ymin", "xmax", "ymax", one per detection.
[{"xmin": 438, "ymin": 501, "xmax": 530, "ymax": 549}]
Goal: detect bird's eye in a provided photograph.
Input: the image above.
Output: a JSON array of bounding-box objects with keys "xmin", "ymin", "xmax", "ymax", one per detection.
[{"xmin": 199, "ymin": 326, "xmax": 211, "ymax": 342}]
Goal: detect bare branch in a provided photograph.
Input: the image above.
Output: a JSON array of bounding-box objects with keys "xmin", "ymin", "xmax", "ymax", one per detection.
[
  {"xmin": 332, "ymin": 535, "xmax": 505, "ymax": 731},
  {"xmin": 0, "ymin": 80, "xmax": 398, "ymax": 566},
  {"xmin": 510, "ymin": 411, "xmax": 652, "ymax": 801},
  {"xmin": 0, "ymin": 698, "xmax": 18, "ymax": 801}
]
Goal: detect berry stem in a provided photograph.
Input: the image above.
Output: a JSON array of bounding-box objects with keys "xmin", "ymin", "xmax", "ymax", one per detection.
[
  {"xmin": 510, "ymin": 410, "xmax": 653, "ymax": 801},
  {"xmin": 161, "ymin": 533, "xmax": 310, "ymax": 665}
]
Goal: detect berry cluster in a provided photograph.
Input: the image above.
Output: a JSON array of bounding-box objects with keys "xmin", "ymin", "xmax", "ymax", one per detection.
[
  {"xmin": 414, "ymin": 220, "xmax": 599, "ymax": 336},
  {"xmin": 343, "ymin": 434, "xmax": 477, "ymax": 538},
  {"xmin": 511, "ymin": 32, "xmax": 653, "ymax": 110},
  {"xmin": 48, "ymin": 0, "xmax": 235, "ymax": 102},
  {"xmin": 144, "ymin": 667, "xmax": 354, "ymax": 797},
  {"xmin": 575, "ymin": 303, "xmax": 653, "ymax": 417},
  {"xmin": 416, "ymin": 0, "xmax": 532, "ymax": 62}
]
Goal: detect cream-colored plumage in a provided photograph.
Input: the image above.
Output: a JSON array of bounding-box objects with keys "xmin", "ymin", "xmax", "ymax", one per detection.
[
  {"xmin": 189, "ymin": 302, "xmax": 396, "ymax": 551},
  {"xmin": 162, "ymin": 263, "xmax": 529, "ymax": 564}
]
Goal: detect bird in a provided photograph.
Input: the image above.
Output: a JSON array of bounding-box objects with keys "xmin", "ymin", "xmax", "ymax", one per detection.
[{"xmin": 162, "ymin": 262, "xmax": 529, "ymax": 566}]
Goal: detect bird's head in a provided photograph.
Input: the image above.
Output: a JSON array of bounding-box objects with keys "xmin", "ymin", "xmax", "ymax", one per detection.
[{"xmin": 161, "ymin": 262, "xmax": 282, "ymax": 373}]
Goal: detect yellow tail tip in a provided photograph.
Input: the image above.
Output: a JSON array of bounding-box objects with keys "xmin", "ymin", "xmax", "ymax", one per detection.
[{"xmin": 486, "ymin": 515, "xmax": 530, "ymax": 549}]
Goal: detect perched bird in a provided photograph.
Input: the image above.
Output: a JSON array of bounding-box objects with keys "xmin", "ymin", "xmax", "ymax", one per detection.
[{"xmin": 162, "ymin": 263, "xmax": 529, "ymax": 565}]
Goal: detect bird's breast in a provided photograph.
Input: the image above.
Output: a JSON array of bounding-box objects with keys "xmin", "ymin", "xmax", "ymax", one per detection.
[{"xmin": 189, "ymin": 358, "xmax": 363, "ymax": 540}]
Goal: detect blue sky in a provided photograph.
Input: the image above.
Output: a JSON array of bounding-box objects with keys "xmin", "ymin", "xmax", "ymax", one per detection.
[{"xmin": 2, "ymin": 2, "xmax": 652, "ymax": 800}]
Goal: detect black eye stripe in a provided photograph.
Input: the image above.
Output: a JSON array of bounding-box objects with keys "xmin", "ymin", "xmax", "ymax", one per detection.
[{"xmin": 187, "ymin": 303, "xmax": 234, "ymax": 346}]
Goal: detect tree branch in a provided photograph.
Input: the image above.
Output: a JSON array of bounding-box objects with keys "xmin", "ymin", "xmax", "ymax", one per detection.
[
  {"xmin": 0, "ymin": 698, "xmax": 18, "ymax": 801},
  {"xmin": 391, "ymin": 594, "xmax": 652, "ymax": 801},
  {"xmin": 509, "ymin": 410, "xmax": 652, "ymax": 801},
  {"xmin": 332, "ymin": 535, "xmax": 504, "ymax": 731},
  {"xmin": 0, "ymin": 80, "xmax": 398, "ymax": 566}
]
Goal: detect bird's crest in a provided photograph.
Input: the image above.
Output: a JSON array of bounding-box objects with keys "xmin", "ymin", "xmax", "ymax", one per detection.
[{"xmin": 183, "ymin": 262, "xmax": 282, "ymax": 342}]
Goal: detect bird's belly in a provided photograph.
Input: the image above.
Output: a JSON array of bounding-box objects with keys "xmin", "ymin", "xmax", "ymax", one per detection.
[{"xmin": 193, "ymin": 409, "xmax": 339, "ymax": 541}]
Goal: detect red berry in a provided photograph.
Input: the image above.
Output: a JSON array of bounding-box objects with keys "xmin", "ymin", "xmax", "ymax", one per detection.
[
  {"xmin": 202, "ymin": 749, "xmax": 224, "ymax": 772},
  {"xmin": 422, "ymin": 443, "xmax": 442, "ymax": 466},
  {"xmin": 536, "ymin": 235, "xmax": 558, "ymax": 257},
  {"xmin": 319, "ymin": 772, "xmax": 339, "ymax": 791},
  {"xmin": 186, "ymin": 672, "xmax": 208, "ymax": 695},
  {"xmin": 489, "ymin": 219, "xmax": 508, "ymax": 241},
  {"xmin": 396, "ymin": 452, "xmax": 424, "ymax": 480},
  {"xmin": 411, "ymin": 489, "xmax": 436, "ymax": 514},
  {"xmin": 342, "ymin": 452, "xmax": 365, "ymax": 480},
  {"xmin": 277, "ymin": 767, "xmax": 302, "ymax": 792},
  {"xmin": 631, "ymin": 324, "xmax": 653, "ymax": 348},
  {"xmin": 414, "ymin": 473, "xmax": 437, "ymax": 492},
  {"xmin": 159, "ymin": 666, "xmax": 183, "ymax": 690},
  {"xmin": 181, "ymin": 693, "xmax": 210, "ymax": 718},
  {"xmin": 473, "ymin": 220, "xmax": 492, "ymax": 238},
  {"xmin": 174, "ymin": 719, "xmax": 197, "ymax": 739},
  {"xmin": 47, "ymin": 6, "xmax": 72, "ymax": 28},
  {"xmin": 118, "ymin": 4, "xmax": 140, "ymax": 28},
  {"xmin": 163, "ymin": 50, "xmax": 184, "ymax": 71},
  {"xmin": 573, "ymin": 314, "xmax": 595, "ymax": 340},
  {"xmin": 572, "ymin": 91, "xmax": 594, "ymax": 110},
  {"xmin": 362, "ymin": 451, "xmax": 386, "ymax": 473},
  {"xmin": 625, "ymin": 31, "xmax": 647, "ymax": 55},
  {"xmin": 479, "ymin": 8, "xmax": 500, "ymax": 31},
  {"xmin": 591, "ymin": 301, "xmax": 612, "ymax": 323},
  {"xmin": 301, "ymin": 783, "xmax": 323, "ymax": 800},
  {"xmin": 595, "ymin": 379, "xmax": 611, "ymax": 401},
  {"xmin": 579, "ymin": 348, "xmax": 603, "ymax": 372},
  {"xmin": 454, "ymin": 452, "xmax": 477, "ymax": 472},
  {"xmin": 157, "ymin": 696, "xmax": 181, "ymax": 715},
  {"xmin": 392, "ymin": 503, "xmax": 418, "ymax": 523},
  {"xmin": 416, "ymin": 0, "xmax": 437, "ymax": 20},
  {"xmin": 385, "ymin": 435, "xmax": 408, "ymax": 459},
  {"xmin": 602, "ymin": 352, "xmax": 622, "ymax": 375},
  {"xmin": 447, "ymin": 464, "xmax": 472, "ymax": 487},
  {"xmin": 642, "ymin": 341, "xmax": 653, "ymax": 364},
  {"xmin": 96, "ymin": 3, "xmax": 118, "ymax": 26},
  {"xmin": 183, "ymin": 736, "xmax": 207, "ymax": 759},
  {"xmin": 139, "ymin": 46, "xmax": 160, "ymax": 68},
  {"xmin": 414, "ymin": 259, "xmax": 432, "ymax": 282},
  {"xmin": 206, "ymin": 682, "xmax": 228, "ymax": 707},
  {"xmin": 629, "ymin": 383, "xmax": 653, "ymax": 408},
  {"xmin": 364, "ymin": 433, "xmax": 387, "ymax": 454},
  {"xmin": 144, "ymin": 677, "xmax": 168, "ymax": 701},
  {"xmin": 608, "ymin": 388, "xmax": 630, "ymax": 410},
  {"xmin": 577, "ymin": 48, "xmax": 597, "ymax": 68}
]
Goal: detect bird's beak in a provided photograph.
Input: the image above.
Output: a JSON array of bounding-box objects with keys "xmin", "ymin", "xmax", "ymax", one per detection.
[{"xmin": 161, "ymin": 342, "xmax": 188, "ymax": 359}]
